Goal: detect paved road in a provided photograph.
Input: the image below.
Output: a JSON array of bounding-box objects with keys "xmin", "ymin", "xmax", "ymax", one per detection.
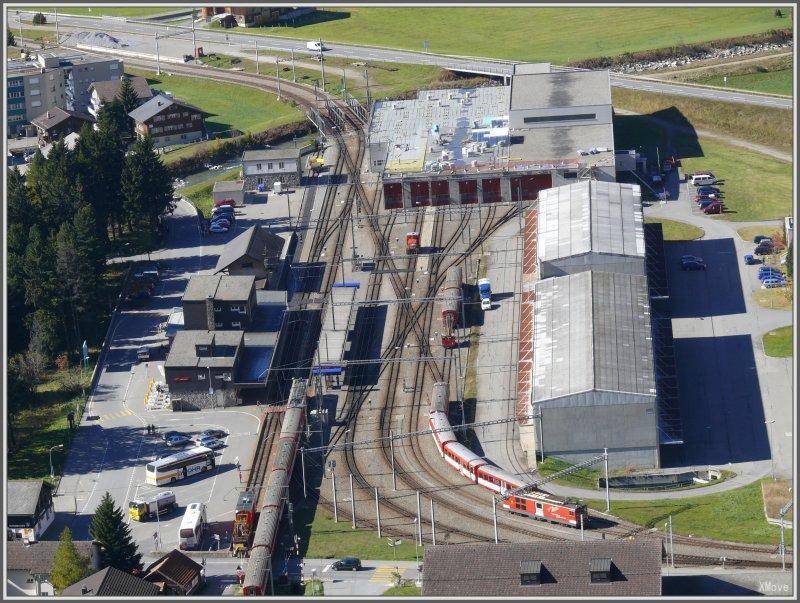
[{"xmin": 8, "ymin": 10, "xmax": 792, "ymax": 108}]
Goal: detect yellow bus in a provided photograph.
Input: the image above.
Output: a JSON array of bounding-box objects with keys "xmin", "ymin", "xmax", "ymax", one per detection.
[{"xmin": 145, "ymin": 447, "xmax": 215, "ymax": 486}]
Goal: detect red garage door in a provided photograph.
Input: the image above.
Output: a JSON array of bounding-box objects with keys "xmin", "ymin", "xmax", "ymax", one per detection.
[
  {"xmin": 458, "ymin": 179, "xmax": 478, "ymax": 204},
  {"xmin": 511, "ymin": 174, "xmax": 552, "ymax": 202},
  {"xmin": 482, "ymin": 178, "xmax": 501, "ymax": 203},
  {"xmin": 430, "ymin": 180, "xmax": 450, "ymax": 206},
  {"xmin": 410, "ymin": 181, "xmax": 430, "ymax": 207},
  {"xmin": 384, "ymin": 182, "xmax": 403, "ymax": 209}
]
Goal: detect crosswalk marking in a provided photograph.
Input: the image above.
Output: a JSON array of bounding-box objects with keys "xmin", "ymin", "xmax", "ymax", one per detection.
[
  {"xmin": 370, "ymin": 566, "xmax": 400, "ymax": 583},
  {"xmin": 97, "ymin": 409, "xmax": 134, "ymax": 422}
]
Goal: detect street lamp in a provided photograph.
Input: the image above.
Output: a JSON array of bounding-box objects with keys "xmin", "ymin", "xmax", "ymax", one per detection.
[
  {"xmin": 412, "ymin": 518, "xmax": 420, "ymax": 565},
  {"xmin": 49, "ymin": 444, "xmax": 64, "ymax": 479}
]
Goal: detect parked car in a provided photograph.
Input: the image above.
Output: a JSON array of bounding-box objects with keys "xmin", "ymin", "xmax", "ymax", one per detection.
[
  {"xmin": 695, "ymin": 193, "xmax": 721, "ymax": 203},
  {"xmin": 758, "ymin": 268, "xmax": 784, "ymax": 281},
  {"xmin": 209, "ymin": 223, "xmax": 229, "ymax": 234},
  {"xmin": 698, "ymin": 199, "xmax": 717, "ymax": 209},
  {"xmin": 212, "ymin": 209, "xmax": 235, "ymax": 220},
  {"xmin": 681, "ymin": 255, "xmax": 704, "ymax": 263},
  {"xmin": 306, "ymin": 40, "xmax": 328, "ymax": 52},
  {"xmin": 762, "ymin": 278, "xmax": 786, "ymax": 289},
  {"xmin": 197, "ymin": 429, "xmax": 228, "ymax": 440},
  {"xmin": 211, "ymin": 218, "xmax": 231, "ymax": 229},
  {"xmin": 743, "ymin": 254, "xmax": 761, "ymax": 265},
  {"xmin": 754, "ymin": 242, "xmax": 775, "ymax": 255},
  {"xmin": 681, "ymin": 258, "xmax": 707, "ymax": 271},
  {"xmin": 165, "ymin": 434, "xmax": 193, "ymax": 448},
  {"xmin": 689, "ymin": 172, "xmax": 717, "ymax": 186},
  {"xmin": 696, "ymin": 186, "xmax": 721, "ymax": 196},
  {"xmin": 213, "ymin": 199, "xmax": 235, "ymax": 208},
  {"xmin": 163, "ymin": 431, "xmax": 188, "ymax": 442},
  {"xmin": 137, "ymin": 346, "xmax": 151, "ymax": 362},
  {"xmin": 331, "ymin": 557, "xmax": 362, "ymax": 571},
  {"xmin": 196, "ymin": 436, "xmax": 225, "ymax": 450},
  {"xmin": 703, "ymin": 202, "xmax": 724, "ymax": 215},
  {"xmin": 754, "ymin": 235, "xmax": 773, "ymax": 244}
]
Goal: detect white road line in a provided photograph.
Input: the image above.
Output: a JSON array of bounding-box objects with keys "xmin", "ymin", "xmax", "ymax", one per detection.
[{"xmin": 79, "ymin": 439, "xmax": 110, "ymax": 514}]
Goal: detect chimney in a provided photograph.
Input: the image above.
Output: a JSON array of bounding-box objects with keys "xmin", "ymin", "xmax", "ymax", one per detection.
[{"xmin": 205, "ymin": 295, "xmax": 215, "ymax": 330}]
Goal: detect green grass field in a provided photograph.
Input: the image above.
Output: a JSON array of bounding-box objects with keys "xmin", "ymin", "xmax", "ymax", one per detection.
[
  {"xmin": 297, "ymin": 506, "xmax": 422, "ymax": 561},
  {"xmin": 644, "ymin": 218, "xmax": 705, "ymax": 241},
  {"xmin": 181, "ymin": 169, "xmax": 240, "ymax": 218},
  {"xmin": 614, "ymin": 114, "xmax": 793, "ymax": 222},
  {"xmin": 736, "ymin": 225, "xmax": 784, "ymax": 243},
  {"xmin": 753, "ymin": 287, "xmax": 792, "ymax": 310},
  {"xmin": 538, "ymin": 457, "xmax": 600, "ymax": 490},
  {"xmin": 763, "ymin": 325, "xmax": 793, "ymax": 357},
  {"xmin": 237, "ymin": 7, "xmax": 790, "ymax": 64},
  {"xmin": 19, "ymin": 6, "xmax": 171, "ymax": 18},
  {"xmin": 588, "ymin": 479, "xmax": 790, "ymax": 545},
  {"xmin": 8, "ymin": 366, "xmax": 94, "ymax": 486},
  {"xmin": 694, "ymin": 68, "xmax": 793, "ymax": 96},
  {"xmin": 125, "ymin": 68, "xmax": 303, "ymax": 136}
]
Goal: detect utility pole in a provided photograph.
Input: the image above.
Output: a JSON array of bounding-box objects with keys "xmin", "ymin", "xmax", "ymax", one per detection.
[
  {"xmin": 416, "ymin": 491, "xmax": 422, "ymax": 546},
  {"xmin": 331, "ymin": 469, "xmax": 338, "ymax": 522},
  {"xmin": 54, "ymin": 8, "xmax": 59, "ymax": 41},
  {"xmin": 254, "ymin": 40, "xmax": 259, "ymax": 75},
  {"xmin": 374, "ymin": 487, "xmax": 381, "ymax": 538},
  {"xmin": 349, "ymin": 473, "xmax": 356, "ymax": 529},
  {"xmin": 389, "ymin": 431, "xmax": 397, "ymax": 490},
  {"xmin": 342, "ymin": 66, "xmax": 347, "ymax": 95},
  {"xmin": 155, "ymin": 34, "xmax": 161, "ymax": 76},
  {"xmin": 668, "ymin": 515, "xmax": 675, "ymax": 567},
  {"xmin": 190, "ymin": 9, "xmax": 196, "ymax": 56},
  {"xmin": 604, "ymin": 447, "xmax": 610, "ymax": 513},
  {"xmin": 275, "ymin": 57, "xmax": 281, "ymax": 99},
  {"xmin": 291, "ymin": 48, "xmax": 296, "ymax": 82},
  {"xmin": 430, "ymin": 499, "xmax": 436, "ymax": 545},
  {"xmin": 779, "ymin": 500, "xmax": 792, "ymax": 570},
  {"xmin": 492, "ymin": 497, "xmax": 498, "ymax": 543},
  {"xmin": 319, "ymin": 40, "xmax": 326, "ymax": 92},
  {"xmin": 301, "ymin": 449, "xmax": 307, "ymax": 498},
  {"xmin": 364, "ymin": 69, "xmax": 371, "ymax": 107},
  {"xmin": 580, "ymin": 514, "xmax": 584, "ymax": 541}
]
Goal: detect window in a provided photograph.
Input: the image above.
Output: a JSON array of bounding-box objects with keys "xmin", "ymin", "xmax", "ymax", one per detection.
[
  {"xmin": 523, "ymin": 113, "xmax": 597, "ymax": 124},
  {"xmin": 231, "ymin": 321, "xmax": 241, "ymax": 328},
  {"xmin": 215, "ymin": 322, "xmax": 223, "ymax": 328},
  {"xmin": 29, "ymin": 89, "xmax": 40, "ymax": 96},
  {"xmin": 589, "ymin": 558, "xmax": 612, "ymax": 583},
  {"xmin": 198, "ymin": 373, "xmax": 206, "ymax": 380},
  {"xmin": 278, "ymin": 161, "xmax": 284, "ymax": 169},
  {"xmin": 29, "ymin": 77, "xmax": 40, "ymax": 85},
  {"xmin": 7, "ymin": 91, "xmax": 23, "ymax": 99},
  {"xmin": 267, "ymin": 162, "xmax": 273, "ymax": 170},
  {"xmin": 256, "ymin": 163, "xmax": 262, "ymax": 170},
  {"xmin": 214, "ymin": 306, "xmax": 223, "ymax": 313},
  {"xmin": 192, "ymin": 113, "xmax": 201, "ymax": 120},
  {"xmin": 520, "ymin": 560, "xmax": 542, "ymax": 586},
  {"xmin": 110, "ymin": 63, "xmax": 119, "ymax": 70},
  {"xmin": 230, "ymin": 305, "xmax": 244, "ymax": 313},
  {"xmin": 31, "ymin": 100, "xmax": 41, "ymax": 108}
]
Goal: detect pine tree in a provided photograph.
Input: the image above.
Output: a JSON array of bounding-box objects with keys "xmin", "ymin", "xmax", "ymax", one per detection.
[
  {"xmin": 28, "ymin": 140, "xmax": 80, "ymax": 237},
  {"xmin": 56, "ymin": 222, "xmax": 90, "ymax": 356},
  {"xmin": 8, "ymin": 28, "xmax": 15, "ymax": 47},
  {"xmin": 118, "ymin": 77, "xmax": 141, "ymax": 128},
  {"xmin": 96, "ymin": 98, "xmax": 129, "ymax": 139},
  {"xmin": 121, "ymin": 134, "xmax": 174, "ymax": 229},
  {"xmin": 23, "ymin": 226, "xmax": 59, "ymax": 313},
  {"xmin": 51, "ymin": 527, "xmax": 91, "ymax": 593},
  {"xmin": 89, "ymin": 492, "xmax": 142, "ymax": 572}
]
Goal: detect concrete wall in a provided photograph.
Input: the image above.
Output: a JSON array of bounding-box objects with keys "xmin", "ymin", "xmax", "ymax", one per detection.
[
  {"xmin": 538, "ymin": 391, "xmax": 660, "ymax": 469},
  {"xmin": 540, "ymin": 254, "xmax": 646, "ymax": 279},
  {"xmin": 212, "ymin": 185, "xmax": 245, "ymax": 206}
]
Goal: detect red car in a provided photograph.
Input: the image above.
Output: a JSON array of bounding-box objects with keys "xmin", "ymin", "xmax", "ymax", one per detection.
[
  {"xmin": 703, "ymin": 202, "xmax": 724, "ymax": 214},
  {"xmin": 213, "ymin": 198, "xmax": 235, "ymax": 209},
  {"xmin": 694, "ymin": 193, "xmax": 720, "ymax": 203}
]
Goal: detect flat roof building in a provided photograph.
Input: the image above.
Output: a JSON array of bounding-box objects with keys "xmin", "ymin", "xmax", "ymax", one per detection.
[
  {"xmin": 530, "ymin": 270, "xmax": 659, "ymax": 468},
  {"xmin": 537, "ymin": 180, "xmax": 645, "ymax": 278},
  {"xmin": 368, "ymin": 65, "xmax": 616, "ymax": 209}
]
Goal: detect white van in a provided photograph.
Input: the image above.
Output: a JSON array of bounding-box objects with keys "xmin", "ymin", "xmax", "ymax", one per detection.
[
  {"xmin": 690, "ymin": 173, "xmax": 717, "ymax": 186},
  {"xmin": 306, "ymin": 40, "xmax": 327, "ymax": 52},
  {"xmin": 178, "ymin": 502, "xmax": 207, "ymax": 550}
]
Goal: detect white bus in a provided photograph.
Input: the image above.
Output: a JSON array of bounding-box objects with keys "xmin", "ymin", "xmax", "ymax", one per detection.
[
  {"xmin": 178, "ymin": 502, "xmax": 207, "ymax": 550},
  {"xmin": 145, "ymin": 446, "xmax": 215, "ymax": 486}
]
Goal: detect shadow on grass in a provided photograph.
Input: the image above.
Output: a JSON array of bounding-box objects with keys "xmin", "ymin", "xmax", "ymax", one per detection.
[
  {"xmin": 614, "ymin": 106, "xmax": 704, "ymax": 163},
  {"xmin": 275, "ymin": 9, "xmax": 350, "ymax": 28}
]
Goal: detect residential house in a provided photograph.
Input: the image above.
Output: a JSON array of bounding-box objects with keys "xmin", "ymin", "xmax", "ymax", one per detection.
[
  {"xmin": 422, "ymin": 540, "xmax": 663, "ymax": 597},
  {"xmin": 201, "ymin": 7, "xmax": 314, "ymax": 27},
  {"xmin": 143, "ymin": 549, "xmax": 205, "ymax": 596},
  {"xmin": 128, "ymin": 93, "xmax": 209, "ymax": 148},
  {"xmin": 30, "ymin": 107, "xmax": 93, "ymax": 144},
  {"xmin": 88, "ymin": 75, "xmax": 153, "ymax": 118},
  {"xmin": 61, "ymin": 566, "xmax": 159, "ymax": 597},
  {"xmin": 241, "ymin": 148, "xmax": 303, "ymax": 190},
  {"xmin": 6, "ymin": 540, "xmax": 100, "ymax": 596},
  {"xmin": 214, "ymin": 225, "xmax": 287, "ymax": 286},
  {"xmin": 7, "ymin": 480, "xmax": 55, "ymax": 543},
  {"xmin": 181, "ymin": 274, "xmax": 258, "ymax": 331}
]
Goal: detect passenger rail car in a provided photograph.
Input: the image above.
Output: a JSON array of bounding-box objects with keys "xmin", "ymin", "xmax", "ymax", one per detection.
[
  {"xmin": 428, "ymin": 384, "xmax": 588, "ymax": 528},
  {"xmin": 439, "ymin": 267, "xmax": 462, "ymax": 348}
]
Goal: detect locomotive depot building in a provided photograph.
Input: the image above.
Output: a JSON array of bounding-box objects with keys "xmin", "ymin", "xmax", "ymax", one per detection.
[
  {"xmin": 368, "ymin": 64, "xmax": 618, "ymax": 209},
  {"xmin": 517, "ymin": 180, "xmax": 678, "ymax": 470}
]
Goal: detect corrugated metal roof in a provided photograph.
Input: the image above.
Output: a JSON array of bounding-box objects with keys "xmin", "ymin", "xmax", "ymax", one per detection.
[
  {"xmin": 537, "ymin": 181, "xmax": 645, "ymax": 263},
  {"xmin": 532, "ymin": 271, "xmax": 656, "ymax": 401}
]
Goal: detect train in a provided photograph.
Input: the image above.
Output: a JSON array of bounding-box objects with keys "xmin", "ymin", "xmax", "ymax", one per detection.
[
  {"xmin": 406, "ymin": 231, "xmax": 420, "ymax": 254},
  {"xmin": 242, "ymin": 379, "xmax": 307, "ymax": 596},
  {"xmin": 232, "ymin": 490, "xmax": 257, "ymax": 556},
  {"xmin": 439, "ymin": 266, "xmax": 462, "ymax": 348},
  {"xmin": 428, "ymin": 381, "xmax": 588, "ymax": 528}
]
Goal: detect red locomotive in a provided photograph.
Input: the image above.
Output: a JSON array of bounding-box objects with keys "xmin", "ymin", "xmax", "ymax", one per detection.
[
  {"xmin": 428, "ymin": 381, "xmax": 588, "ymax": 528},
  {"xmin": 406, "ymin": 231, "xmax": 420, "ymax": 254},
  {"xmin": 439, "ymin": 267, "xmax": 462, "ymax": 348}
]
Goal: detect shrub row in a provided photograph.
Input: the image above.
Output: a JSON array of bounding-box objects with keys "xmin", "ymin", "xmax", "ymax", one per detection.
[
  {"xmin": 570, "ymin": 28, "xmax": 793, "ymax": 69},
  {"xmin": 166, "ymin": 121, "xmax": 313, "ymax": 179}
]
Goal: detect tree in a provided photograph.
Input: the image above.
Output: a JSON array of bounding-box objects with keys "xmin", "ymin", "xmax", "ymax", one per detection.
[
  {"xmin": 56, "ymin": 222, "xmax": 91, "ymax": 356},
  {"xmin": 51, "ymin": 527, "xmax": 91, "ymax": 593},
  {"xmin": 96, "ymin": 98, "xmax": 129, "ymax": 141},
  {"xmin": 8, "ymin": 28, "xmax": 15, "ymax": 47},
  {"xmin": 121, "ymin": 134, "xmax": 174, "ymax": 230},
  {"xmin": 27, "ymin": 141, "xmax": 80, "ymax": 236},
  {"xmin": 32, "ymin": 12, "xmax": 47, "ymax": 25},
  {"xmin": 23, "ymin": 226, "xmax": 59, "ymax": 312},
  {"xmin": 117, "ymin": 77, "xmax": 140, "ymax": 133},
  {"xmin": 89, "ymin": 492, "xmax": 142, "ymax": 572}
]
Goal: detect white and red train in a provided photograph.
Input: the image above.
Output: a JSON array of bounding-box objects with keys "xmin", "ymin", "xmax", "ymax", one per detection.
[{"xmin": 429, "ymin": 381, "xmax": 588, "ymax": 528}]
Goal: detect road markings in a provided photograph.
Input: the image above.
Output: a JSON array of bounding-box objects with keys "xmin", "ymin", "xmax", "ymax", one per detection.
[
  {"xmin": 79, "ymin": 439, "xmax": 110, "ymax": 514},
  {"xmin": 370, "ymin": 566, "xmax": 399, "ymax": 583},
  {"xmin": 97, "ymin": 409, "xmax": 134, "ymax": 422}
]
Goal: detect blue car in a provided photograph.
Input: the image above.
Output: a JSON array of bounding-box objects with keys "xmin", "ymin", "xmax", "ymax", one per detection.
[
  {"xmin": 697, "ymin": 186, "xmax": 721, "ymax": 196},
  {"xmin": 758, "ymin": 266, "xmax": 784, "ymax": 277},
  {"xmin": 744, "ymin": 254, "xmax": 760, "ymax": 265},
  {"xmin": 758, "ymin": 271, "xmax": 785, "ymax": 282}
]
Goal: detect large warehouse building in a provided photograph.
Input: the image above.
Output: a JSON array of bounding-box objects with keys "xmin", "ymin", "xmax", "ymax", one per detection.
[
  {"xmin": 367, "ymin": 64, "xmax": 617, "ymax": 209},
  {"xmin": 517, "ymin": 180, "xmax": 669, "ymax": 469}
]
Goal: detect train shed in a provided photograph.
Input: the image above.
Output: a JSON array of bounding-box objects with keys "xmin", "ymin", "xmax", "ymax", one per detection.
[
  {"xmin": 530, "ymin": 270, "xmax": 660, "ymax": 469},
  {"xmin": 537, "ymin": 181, "xmax": 645, "ymax": 278}
]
